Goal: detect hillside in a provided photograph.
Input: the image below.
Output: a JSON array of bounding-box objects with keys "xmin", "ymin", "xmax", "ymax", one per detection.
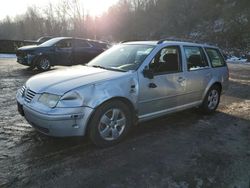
[{"xmin": 0, "ymin": 0, "xmax": 249, "ymax": 51}]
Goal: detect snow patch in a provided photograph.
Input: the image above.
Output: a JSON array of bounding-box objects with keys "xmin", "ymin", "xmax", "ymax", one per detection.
[{"xmin": 0, "ymin": 54, "xmax": 16, "ymax": 58}]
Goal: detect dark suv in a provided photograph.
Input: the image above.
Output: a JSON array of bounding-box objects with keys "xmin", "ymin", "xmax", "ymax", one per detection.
[{"xmin": 16, "ymin": 37, "xmax": 109, "ymax": 71}]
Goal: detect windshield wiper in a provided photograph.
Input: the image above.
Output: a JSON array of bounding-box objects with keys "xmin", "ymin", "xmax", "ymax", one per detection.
[
  {"xmin": 92, "ymin": 65, "xmax": 108, "ymax": 70},
  {"xmin": 92, "ymin": 65, "xmax": 126, "ymax": 72},
  {"xmin": 109, "ymin": 67, "xmax": 127, "ymax": 72}
]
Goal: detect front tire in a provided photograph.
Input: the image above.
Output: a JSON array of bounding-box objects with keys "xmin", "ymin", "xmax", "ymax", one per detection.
[
  {"xmin": 26, "ymin": 65, "xmax": 35, "ymax": 70},
  {"xmin": 89, "ymin": 100, "xmax": 132, "ymax": 147},
  {"xmin": 37, "ymin": 57, "xmax": 51, "ymax": 71},
  {"xmin": 200, "ymin": 85, "xmax": 221, "ymax": 114}
]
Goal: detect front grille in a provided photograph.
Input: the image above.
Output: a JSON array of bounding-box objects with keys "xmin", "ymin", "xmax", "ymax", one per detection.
[
  {"xmin": 19, "ymin": 85, "xmax": 26, "ymax": 96},
  {"xmin": 16, "ymin": 50, "xmax": 27, "ymax": 58},
  {"xmin": 24, "ymin": 89, "xmax": 36, "ymax": 103}
]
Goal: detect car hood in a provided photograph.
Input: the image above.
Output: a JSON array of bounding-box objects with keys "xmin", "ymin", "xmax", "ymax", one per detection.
[
  {"xmin": 25, "ymin": 66, "xmax": 130, "ymax": 95},
  {"xmin": 18, "ymin": 45, "xmax": 39, "ymax": 50}
]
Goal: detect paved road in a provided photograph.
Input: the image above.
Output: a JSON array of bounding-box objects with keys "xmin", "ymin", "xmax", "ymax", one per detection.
[{"xmin": 0, "ymin": 59, "xmax": 250, "ymax": 188}]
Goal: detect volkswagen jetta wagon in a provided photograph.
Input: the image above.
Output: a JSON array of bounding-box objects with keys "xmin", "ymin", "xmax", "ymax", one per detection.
[{"xmin": 16, "ymin": 39, "xmax": 229, "ymax": 147}]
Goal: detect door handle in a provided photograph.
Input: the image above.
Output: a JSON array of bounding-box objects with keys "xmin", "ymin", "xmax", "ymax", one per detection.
[
  {"xmin": 148, "ymin": 83, "xmax": 157, "ymax": 88},
  {"xmin": 177, "ymin": 77, "xmax": 185, "ymax": 83}
]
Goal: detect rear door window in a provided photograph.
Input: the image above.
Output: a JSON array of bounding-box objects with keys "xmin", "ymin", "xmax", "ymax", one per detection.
[
  {"xmin": 90, "ymin": 41, "xmax": 108, "ymax": 49},
  {"xmin": 75, "ymin": 40, "xmax": 91, "ymax": 48},
  {"xmin": 184, "ymin": 46, "xmax": 209, "ymax": 71},
  {"xmin": 56, "ymin": 39, "xmax": 72, "ymax": 49},
  {"xmin": 205, "ymin": 48, "xmax": 226, "ymax": 67}
]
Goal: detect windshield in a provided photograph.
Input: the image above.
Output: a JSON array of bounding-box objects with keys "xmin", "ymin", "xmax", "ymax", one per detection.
[
  {"xmin": 39, "ymin": 38, "xmax": 67, "ymax": 47},
  {"xmin": 87, "ymin": 44, "xmax": 155, "ymax": 72}
]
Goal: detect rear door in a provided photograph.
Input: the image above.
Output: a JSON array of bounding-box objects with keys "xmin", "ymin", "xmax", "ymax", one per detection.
[
  {"xmin": 182, "ymin": 46, "xmax": 212, "ymax": 104},
  {"xmin": 73, "ymin": 39, "xmax": 95, "ymax": 64}
]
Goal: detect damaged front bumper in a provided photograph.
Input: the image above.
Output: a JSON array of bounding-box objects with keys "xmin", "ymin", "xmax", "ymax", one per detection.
[{"xmin": 16, "ymin": 92, "xmax": 94, "ymax": 137}]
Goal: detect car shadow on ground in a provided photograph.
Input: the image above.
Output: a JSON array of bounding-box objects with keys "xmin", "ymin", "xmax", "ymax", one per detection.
[
  {"xmin": 12, "ymin": 109, "xmax": 249, "ymax": 187},
  {"xmin": 2, "ymin": 102, "xmax": 249, "ymax": 188},
  {"xmin": 19, "ymin": 108, "xmax": 249, "ymax": 161}
]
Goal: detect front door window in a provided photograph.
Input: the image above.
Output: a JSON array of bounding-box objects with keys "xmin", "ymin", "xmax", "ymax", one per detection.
[{"xmin": 149, "ymin": 46, "xmax": 182, "ymax": 74}]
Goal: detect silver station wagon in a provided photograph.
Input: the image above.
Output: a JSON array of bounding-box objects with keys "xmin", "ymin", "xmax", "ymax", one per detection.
[{"xmin": 16, "ymin": 39, "xmax": 229, "ymax": 147}]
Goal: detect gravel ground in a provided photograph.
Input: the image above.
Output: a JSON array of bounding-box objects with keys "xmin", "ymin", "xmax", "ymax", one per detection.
[{"xmin": 0, "ymin": 59, "xmax": 249, "ymax": 188}]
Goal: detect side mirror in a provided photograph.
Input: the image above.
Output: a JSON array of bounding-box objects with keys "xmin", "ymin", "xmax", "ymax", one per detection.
[{"xmin": 143, "ymin": 67, "xmax": 154, "ymax": 79}]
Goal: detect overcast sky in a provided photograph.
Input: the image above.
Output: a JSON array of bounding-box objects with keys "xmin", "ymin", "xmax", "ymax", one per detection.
[{"xmin": 0, "ymin": 0, "xmax": 119, "ymax": 20}]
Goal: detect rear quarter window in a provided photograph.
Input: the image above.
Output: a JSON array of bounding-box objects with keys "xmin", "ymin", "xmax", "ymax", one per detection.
[
  {"xmin": 90, "ymin": 41, "xmax": 108, "ymax": 49},
  {"xmin": 75, "ymin": 40, "xmax": 91, "ymax": 48},
  {"xmin": 205, "ymin": 48, "xmax": 226, "ymax": 67}
]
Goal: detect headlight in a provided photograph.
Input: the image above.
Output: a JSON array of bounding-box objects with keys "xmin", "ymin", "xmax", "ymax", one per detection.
[
  {"xmin": 38, "ymin": 93, "xmax": 61, "ymax": 108},
  {"xmin": 56, "ymin": 91, "xmax": 83, "ymax": 107}
]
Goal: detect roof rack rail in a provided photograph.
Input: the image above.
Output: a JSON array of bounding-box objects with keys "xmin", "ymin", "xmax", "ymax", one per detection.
[
  {"xmin": 157, "ymin": 37, "xmax": 197, "ymax": 44},
  {"xmin": 120, "ymin": 39, "xmax": 141, "ymax": 44},
  {"xmin": 203, "ymin": 42, "xmax": 217, "ymax": 46},
  {"xmin": 120, "ymin": 40, "xmax": 129, "ymax": 43}
]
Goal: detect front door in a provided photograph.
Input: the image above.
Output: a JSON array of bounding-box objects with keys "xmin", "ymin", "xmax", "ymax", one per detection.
[{"xmin": 138, "ymin": 46, "xmax": 186, "ymax": 118}]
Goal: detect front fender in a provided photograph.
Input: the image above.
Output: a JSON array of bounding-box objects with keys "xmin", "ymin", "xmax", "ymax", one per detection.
[
  {"xmin": 32, "ymin": 49, "xmax": 55, "ymax": 65},
  {"xmin": 77, "ymin": 75, "xmax": 139, "ymax": 110}
]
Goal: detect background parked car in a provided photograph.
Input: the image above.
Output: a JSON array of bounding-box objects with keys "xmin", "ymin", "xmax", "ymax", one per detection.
[
  {"xmin": 226, "ymin": 55, "xmax": 248, "ymax": 63},
  {"xmin": 16, "ymin": 37, "xmax": 109, "ymax": 71},
  {"xmin": 36, "ymin": 36, "xmax": 53, "ymax": 44}
]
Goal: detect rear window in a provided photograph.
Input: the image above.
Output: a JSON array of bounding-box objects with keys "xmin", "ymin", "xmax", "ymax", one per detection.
[
  {"xmin": 89, "ymin": 41, "xmax": 109, "ymax": 49},
  {"xmin": 205, "ymin": 48, "xmax": 226, "ymax": 67},
  {"xmin": 56, "ymin": 39, "xmax": 72, "ymax": 49}
]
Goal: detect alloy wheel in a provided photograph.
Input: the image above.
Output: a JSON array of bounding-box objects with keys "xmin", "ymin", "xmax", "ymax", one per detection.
[
  {"xmin": 98, "ymin": 108, "xmax": 126, "ymax": 141},
  {"xmin": 40, "ymin": 58, "xmax": 50, "ymax": 70},
  {"xmin": 207, "ymin": 89, "xmax": 219, "ymax": 110}
]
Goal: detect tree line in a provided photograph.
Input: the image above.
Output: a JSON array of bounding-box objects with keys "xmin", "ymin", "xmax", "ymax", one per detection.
[{"xmin": 0, "ymin": 0, "xmax": 249, "ymax": 51}]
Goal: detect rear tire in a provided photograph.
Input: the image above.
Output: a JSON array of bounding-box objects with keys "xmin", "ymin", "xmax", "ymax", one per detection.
[
  {"xmin": 200, "ymin": 85, "xmax": 221, "ymax": 114},
  {"xmin": 37, "ymin": 57, "xmax": 51, "ymax": 71},
  {"xmin": 89, "ymin": 100, "xmax": 132, "ymax": 147}
]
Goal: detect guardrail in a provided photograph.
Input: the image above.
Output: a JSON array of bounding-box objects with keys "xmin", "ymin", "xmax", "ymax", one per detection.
[{"xmin": 0, "ymin": 40, "xmax": 39, "ymax": 54}]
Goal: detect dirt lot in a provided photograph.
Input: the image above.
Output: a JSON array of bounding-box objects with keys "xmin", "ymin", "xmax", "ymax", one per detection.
[{"xmin": 0, "ymin": 58, "xmax": 249, "ymax": 188}]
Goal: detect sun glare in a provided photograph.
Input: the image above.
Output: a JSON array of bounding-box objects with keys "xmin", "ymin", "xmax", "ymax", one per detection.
[
  {"xmin": 83, "ymin": 0, "xmax": 118, "ymax": 16},
  {"xmin": 0, "ymin": 0, "xmax": 119, "ymax": 19}
]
